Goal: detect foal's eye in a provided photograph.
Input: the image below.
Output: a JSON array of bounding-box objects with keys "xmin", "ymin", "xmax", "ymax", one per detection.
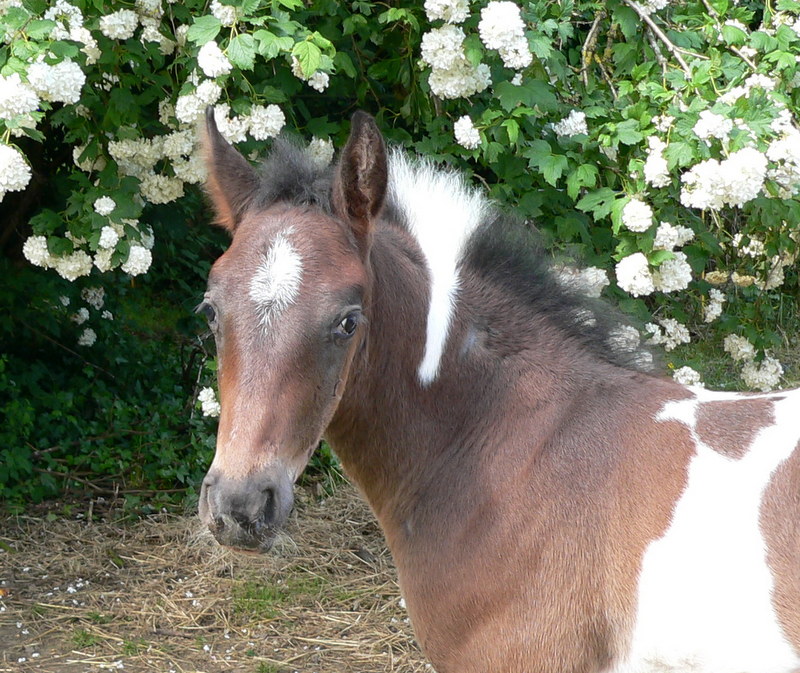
[
  {"xmin": 334, "ymin": 312, "xmax": 360, "ymax": 340},
  {"xmin": 196, "ymin": 302, "xmax": 216, "ymax": 324}
]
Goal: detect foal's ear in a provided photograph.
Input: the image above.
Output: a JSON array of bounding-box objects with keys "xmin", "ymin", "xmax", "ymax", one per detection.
[
  {"xmin": 202, "ymin": 107, "xmax": 260, "ymax": 233},
  {"xmin": 332, "ymin": 111, "xmax": 388, "ymax": 257}
]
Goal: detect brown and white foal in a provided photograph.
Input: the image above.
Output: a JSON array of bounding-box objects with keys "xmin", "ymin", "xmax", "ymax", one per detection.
[{"xmin": 197, "ymin": 109, "xmax": 800, "ymax": 673}]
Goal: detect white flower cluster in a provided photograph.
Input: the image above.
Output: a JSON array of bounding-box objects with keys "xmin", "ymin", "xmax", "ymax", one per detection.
[
  {"xmin": 198, "ymin": 41, "xmax": 232, "ymax": 78},
  {"xmin": 653, "ymin": 221, "xmax": 694, "ymax": 251},
  {"xmin": 45, "ymin": 0, "xmax": 101, "ymax": 64},
  {"xmin": 81, "ymin": 286, "xmax": 105, "ymax": 310},
  {"xmin": 554, "ymin": 265, "xmax": 610, "ymax": 298},
  {"xmin": 99, "ymin": 8, "xmax": 138, "ymax": 40},
  {"xmin": 421, "ymin": 25, "xmax": 491, "ymax": 99},
  {"xmin": 0, "ymin": 73, "xmax": 39, "ymax": 121},
  {"xmin": 248, "ymin": 105, "xmax": 286, "ymax": 141},
  {"xmin": 644, "ymin": 136, "xmax": 670, "ymax": 188},
  {"xmin": 424, "ymin": 0, "xmax": 469, "ymax": 23},
  {"xmin": 290, "ymin": 57, "xmax": 330, "ymax": 93},
  {"xmin": 672, "ymin": 366, "xmax": 703, "ymax": 387},
  {"xmin": 27, "ymin": 58, "xmax": 85, "ymax": 104},
  {"xmin": 306, "ymin": 137, "xmax": 335, "ymax": 167},
  {"xmin": 615, "ymin": 252, "xmax": 654, "ymax": 297},
  {"xmin": 0, "ymin": 144, "xmax": 31, "ymax": 202},
  {"xmin": 175, "ymin": 79, "xmax": 222, "ymax": 125},
  {"xmin": 454, "ymin": 115, "xmax": 481, "ymax": 149},
  {"xmin": 121, "ymin": 245, "xmax": 152, "ymax": 276},
  {"xmin": 703, "ymin": 288, "xmax": 726, "ymax": 323},
  {"xmin": 645, "ymin": 318, "xmax": 690, "ymax": 351},
  {"xmin": 621, "ymin": 197, "xmax": 653, "ymax": 233},
  {"xmin": 766, "ymin": 121, "xmax": 800, "ymax": 198},
  {"xmin": 210, "ymin": 0, "xmax": 237, "ymax": 26},
  {"xmin": 78, "ymin": 327, "xmax": 97, "ymax": 347},
  {"xmin": 631, "ymin": 0, "xmax": 669, "ymax": 15},
  {"xmin": 93, "ymin": 196, "xmax": 116, "ymax": 216},
  {"xmin": 652, "ymin": 251, "xmax": 692, "ymax": 293},
  {"xmin": 680, "ymin": 147, "xmax": 768, "ymax": 210},
  {"xmin": 552, "ymin": 110, "xmax": 588, "ymax": 138},
  {"xmin": 478, "ymin": 1, "xmax": 532, "ymax": 69},
  {"xmin": 723, "ymin": 334, "xmax": 783, "ymax": 390},
  {"xmin": 198, "ymin": 387, "xmax": 221, "ymax": 418},
  {"xmin": 693, "ymin": 110, "xmax": 733, "ymax": 142}
]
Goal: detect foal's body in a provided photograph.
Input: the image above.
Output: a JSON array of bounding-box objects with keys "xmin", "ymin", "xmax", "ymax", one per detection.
[{"xmin": 198, "ymin": 110, "xmax": 800, "ymax": 672}]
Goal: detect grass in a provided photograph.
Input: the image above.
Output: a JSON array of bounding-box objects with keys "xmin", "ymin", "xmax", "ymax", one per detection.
[{"xmin": 232, "ymin": 575, "xmax": 328, "ymax": 620}]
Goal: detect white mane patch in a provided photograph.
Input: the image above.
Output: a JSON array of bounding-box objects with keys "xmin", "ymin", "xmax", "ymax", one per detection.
[
  {"xmin": 388, "ymin": 150, "xmax": 488, "ymax": 386},
  {"xmin": 248, "ymin": 229, "xmax": 303, "ymax": 329}
]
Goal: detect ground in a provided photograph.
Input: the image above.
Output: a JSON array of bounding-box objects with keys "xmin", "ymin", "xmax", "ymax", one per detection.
[{"xmin": 0, "ymin": 484, "xmax": 427, "ymax": 673}]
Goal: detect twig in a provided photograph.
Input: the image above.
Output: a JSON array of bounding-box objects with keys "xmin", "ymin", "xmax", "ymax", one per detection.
[
  {"xmin": 581, "ymin": 10, "xmax": 607, "ymax": 87},
  {"xmin": 623, "ymin": 0, "xmax": 692, "ymax": 76},
  {"xmin": 698, "ymin": 0, "xmax": 758, "ymax": 70},
  {"xmin": 646, "ymin": 30, "xmax": 669, "ymax": 75}
]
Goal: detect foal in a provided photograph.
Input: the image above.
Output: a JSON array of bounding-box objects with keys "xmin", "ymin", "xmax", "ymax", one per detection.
[{"xmin": 197, "ymin": 109, "xmax": 800, "ymax": 673}]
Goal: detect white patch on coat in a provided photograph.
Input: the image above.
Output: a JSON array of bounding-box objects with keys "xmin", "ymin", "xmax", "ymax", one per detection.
[
  {"xmin": 387, "ymin": 150, "xmax": 488, "ymax": 386},
  {"xmin": 248, "ymin": 229, "xmax": 303, "ymax": 329},
  {"xmin": 610, "ymin": 388, "xmax": 800, "ymax": 673}
]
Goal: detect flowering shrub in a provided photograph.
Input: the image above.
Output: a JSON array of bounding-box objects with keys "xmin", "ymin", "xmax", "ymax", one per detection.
[{"xmin": 2, "ymin": 0, "xmax": 799, "ymax": 399}]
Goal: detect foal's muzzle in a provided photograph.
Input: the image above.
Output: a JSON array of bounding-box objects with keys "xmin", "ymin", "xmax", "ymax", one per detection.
[{"xmin": 198, "ymin": 468, "xmax": 294, "ymax": 552}]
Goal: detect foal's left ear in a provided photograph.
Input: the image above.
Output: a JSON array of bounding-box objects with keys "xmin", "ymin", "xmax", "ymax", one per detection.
[
  {"xmin": 332, "ymin": 111, "xmax": 388, "ymax": 257},
  {"xmin": 202, "ymin": 107, "xmax": 260, "ymax": 233}
]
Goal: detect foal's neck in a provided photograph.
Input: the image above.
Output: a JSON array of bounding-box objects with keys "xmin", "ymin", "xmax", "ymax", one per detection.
[{"xmin": 326, "ymin": 223, "xmax": 620, "ymax": 537}]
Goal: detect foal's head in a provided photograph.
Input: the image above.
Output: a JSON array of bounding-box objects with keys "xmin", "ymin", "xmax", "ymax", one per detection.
[{"xmin": 198, "ymin": 110, "xmax": 387, "ymax": 551}]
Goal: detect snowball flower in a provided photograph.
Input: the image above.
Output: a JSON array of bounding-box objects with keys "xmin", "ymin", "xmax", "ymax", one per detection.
[
  {"xmin": 615, "ymin": 252, "xmax": 654, "ymax": 297},
  {"xmin": 428, "ymin": 60, "xmax": 491, "ymax": 99},
  {"xmin": 424, "ymin": 0, "xmax": 469, "ymax": 23},
  {"xmin": 478, "ymin": 1, "xmax": 532, "ymax": 69},
  {"xmin": 653, "ymin": 221, "xmax": 694, "ymax": 251},
  {"xmin": 652, "ymin": 251, "xmax": 692, "ymax": 293},
  {"xmin": 552, "ymin": 110, "xmax": 588, "ymax": 138},
  {"xmin": 81, "ymin": 286, "xmax": 105, "ymax": 310},
  {"xmin": 673, "ymin": 366, "xmax": 703, "ymax": 386},
  {"xmin": 98, "ymin": 225, "xmax": 120, "ymax": 249},
  {"xmin": 71, "ymin": 307, "xmax": 89, "ymax": 324},
  {"xmin": 0, "ymin": 144, "xmax": 32, "ymax": 198},
  {"xmin": 27, "ymin": 59, "xmax": 85, "ymax": 104},
  {"xmin": 99, "ymin": 9, "xmax": 138, "ymax": 40},
  {"xmin": 22, "ymin": 235, "xmax": 53, "ymax": 268},
  {"xmin": 307, "ymin": 71, "xmax": 330, "ymax": 92},
  {"xmin": 741, "ymin": 355, "xmax": 783, "ymax": 392},
  {"xmin": 306, "ymin": 137, "xmax": 335, "ymax": 167},
  {"xmin": 644, "ymin": 137, "xmax": 670, "ymax": 188},
  {"xmin": 93, "ymin": 196, "xmax": 116, "ymax": 216},
  {"xmin": 555, "ymin": 265, "xmax": 610, "ymax": 298},
  {"xmin": 693, "ymin": 110, "xmax": 733, "ymax": 141},
  {"xmin": 703, "ymin": 288, "xmax": 725, "ymax": 323},
  {"xmin": 53, "ymin": 250, "xmax": 93, "ymax": 281},
  {"xmin": 198, "ymin": 387, "xmax": 221, "ymax": 417},
  {"xmin": 0, "ymin": 73, "xmax": 39, "ymax": 121},
  {"xmin": 121, "ymin": 245, "xmax": 152, "ymax": 275},
  {"xmin": 454, "ymin": 115, "xmax": 480, "ymax": 149},
  {"xmin": 646, "ymin": 319, "xmax": 690, "ymax": 351},
  {"xmin": 621, "ymin": 197, "xmax": 653, "ymax": 233},
  {"xmin": 248, "ymin": 105, "xmax": 285, "ymax": 140},
  {"xmin": 77, "ymin": 327, "xmax": 97, "ymax": 347},
  {"xmin": 210, "ymin": 0, "xmax": 237, "ymax": 26},
  {"xmin": 140, "ymin": 173, "xmax": 184, "ymax": 204},
  {"xmin": 197, "ymin": 41, "xmax": 233, "ymax": 78},
  {"xmin": 680, "ymin": 148, "xmax": 768, "ymax": 210},
  {"xmin": 421, "ymin": 25, "xmax": 467, "ymax": 71},
  {"xmin": 723, "ymin": 334, "xmax": 756, "ymax": 362}
]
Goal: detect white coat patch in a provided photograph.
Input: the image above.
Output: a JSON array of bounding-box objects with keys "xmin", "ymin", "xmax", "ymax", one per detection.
[
  {"xmin": 387, "ymin": 150, "xmax": 488, "ymax": 386},
  {"xmin": 611, "ymin": 388, "xmax": 800, "ymax": 673},
  {"xmin": 248, "ymin": 229, "xmax": 303, "ymax": 328}
]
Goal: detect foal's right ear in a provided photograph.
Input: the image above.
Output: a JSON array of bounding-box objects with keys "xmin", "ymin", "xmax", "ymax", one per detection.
[
  {"xmin": 332, "ymin": 111, "xmax": 388, "ymax": 258},
  {"xmin": 202, "ymin": 107, "xmax": 260, "ymax": 233}
]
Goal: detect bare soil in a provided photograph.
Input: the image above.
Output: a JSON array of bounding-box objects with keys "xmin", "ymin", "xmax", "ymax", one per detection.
[{"xmin": 0, "ymin": 484, "xmax": 427, "ymax": 673}]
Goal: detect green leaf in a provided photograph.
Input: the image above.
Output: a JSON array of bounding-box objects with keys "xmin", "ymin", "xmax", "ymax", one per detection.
[
  {"xmin": 613, "ymin": 4, "xmax": 639, "ymax": 40},
  {"xmin": 26, "ymin": 19, "xmax": 56, "ymax": 40},
  {"xmin": 333, "ymin": 51, "xmax": 356, "ymax": 78},
  {"xmin": 291, "ymin": 41, "xmax": 321, "ymax": 78},
  {"xmin": 648, "ymin": 249, "xmax": 675, "ymax": 266},
  {"xmin": 239, "ymin": 0, "xmax": 261, "ymax": 16},
  {"xmin": 575, "ymin": 187, "xmax": 618, "ymax": 219},
  {"xmin": 566, "ymin": 164, "xmax": 598, "ymax": 200},
  {"xmin": 540, "ymin": 154, "xmax": 568, "ymax": 187},
  {"xmin": 187, "ymin": 15, "xmax": 221, "ymax": 45},
  {"xmin": 720, "ymin": 24, "xmax": 747, "ymax": 46},
  {"xmin": 614, "ymin": 119, "xmax": 643, "ymax": 145},
  {"xmin": 502, "ymin": 119, "xmax": 519, "ymax": 145},
  {"xmin": 228, "ymin": 34, "xmax": 256, "ymax": 70}
]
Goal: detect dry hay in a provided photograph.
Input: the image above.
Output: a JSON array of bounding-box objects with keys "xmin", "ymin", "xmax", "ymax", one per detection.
[{"xmin": 0, "ymin": 483, "xmax": 427, "ymax": 672}]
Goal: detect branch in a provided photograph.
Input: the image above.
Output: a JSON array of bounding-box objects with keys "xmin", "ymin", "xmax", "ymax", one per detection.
[
  {"xmin": 581, "ymin": 10, "xmax": 607, "ymax": 87},
  {"xmin": 623, "ymin": 0, "xmax": 692, "ymax": 77},
  {"xmin": 698, "ymin": 0, "xmax": 758, "ymax": 70}
]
